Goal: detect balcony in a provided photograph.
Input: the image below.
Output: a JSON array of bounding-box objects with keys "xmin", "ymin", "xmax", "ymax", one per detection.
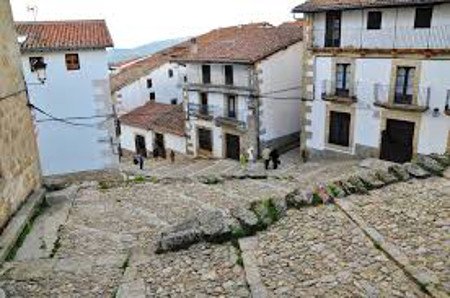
[
  {"xmin": 373, "ymin": 83, "xmax": 430, "ymax": 112},
  {"xmin": 187, "ymin": 103, "xmax": 248, "ymax": 130},
  {"xmin": 321, "ymin": 80, "xmax": 357, "ymax": 104},
  {"xmin": 313, "ymin": 25, "xmax": 450, "ymax": 50}
]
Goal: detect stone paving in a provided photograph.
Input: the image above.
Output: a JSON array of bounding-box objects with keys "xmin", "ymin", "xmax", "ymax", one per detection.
[
  {"xmin": 344, "ymin": 177, "xmax": 450, "ymax": 294},
  {"xmin": 254, "ymin": 206, "xmax": 428, "ymax": 297},
  {"xmin": 0, "ymin": 151, "xmax": 448, "ymax": 297}
]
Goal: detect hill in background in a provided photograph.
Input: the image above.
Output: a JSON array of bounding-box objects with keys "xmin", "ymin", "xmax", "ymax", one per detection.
[{"xmin": 107, "ymin": 37, "xmax": 187, "ymax": 65}]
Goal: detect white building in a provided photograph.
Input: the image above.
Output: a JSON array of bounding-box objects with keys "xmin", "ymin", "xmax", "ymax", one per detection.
[
  {"xmin": 16, "ymin": 20, "xmax": 118, "ymax": 175},
  {"xmin": 293, "ymin": 0, "xmax": 450, "ymax": 163},
  {"xmin": 110, "ymin": 45, "xmax": 188, "ymax": 115},
  {"xmin": 176, "ymin": 22, "xmax": 304, "ymax": 160},
  {"xmin": 119, "ymin": 102, "xmax": 186, "ymax": 157}
]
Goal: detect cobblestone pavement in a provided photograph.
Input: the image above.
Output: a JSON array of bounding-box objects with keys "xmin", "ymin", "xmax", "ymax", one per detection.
[
  {"xmin": 344, "ymin": 177, "xmax": 450, "ymax": 294},
  {"xmin": 254, "ymin": 206, "xmax": 427, "ymax": 297},
  {"xmin": 0, "ymin": 152, "xmax": 447, "ymax": 297}
]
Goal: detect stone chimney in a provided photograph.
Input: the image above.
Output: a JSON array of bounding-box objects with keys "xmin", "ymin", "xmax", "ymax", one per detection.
[{"xmin": 190, "ymin": 37, "xmax": 198, "ymax": 55}]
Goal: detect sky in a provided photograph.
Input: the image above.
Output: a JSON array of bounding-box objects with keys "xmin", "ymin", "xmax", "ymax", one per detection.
[{"xmin": 11, "ymin": 0, "xmax": 305, "ymax": 48}]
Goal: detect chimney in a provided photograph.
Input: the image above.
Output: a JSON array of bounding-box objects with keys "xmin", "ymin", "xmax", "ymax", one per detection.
[{"xmin": 190, "ymin": 38, "xmax": 198, "ymax": 54}]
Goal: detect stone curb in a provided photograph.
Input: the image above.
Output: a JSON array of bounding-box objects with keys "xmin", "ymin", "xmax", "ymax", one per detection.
[
  {"xmin": 336, "ymin": 199, "xmax": 448, "ymax": 298},
  {"xmin": 239, "ymin": 237, "xmax": 268, "ymax": 298},
  {"xmin": 0, "ymin": 188, "xmax": 46, "ymax": 264}
]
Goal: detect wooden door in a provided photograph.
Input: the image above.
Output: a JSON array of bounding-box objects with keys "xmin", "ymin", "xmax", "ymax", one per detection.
[
  {"xmin": 225, "ymin": 134, "xmax": 240, "ymax": 161},
  {"xmin": 380, "ymin": 119, "xmax": 415, "ymax": 163},
  {"xmin": 155, "ymin": 133, "xmax": 166, "ymax": 158},
  {"xmin": 198, "ymin": 128, "xmax": 213, "ymax": 153},
  {"xmin": 328, "ymin": 111, "xmax": 351, "ymax": 147},
  {"xmin": 135, "ymin": 135, "xmax": 147, "ymax": 158}
]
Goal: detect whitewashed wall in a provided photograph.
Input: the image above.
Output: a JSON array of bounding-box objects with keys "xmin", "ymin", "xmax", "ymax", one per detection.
[
  {"xmin": 186, "ymin": 64, "xmax": 251, "ymax": 87},
  {"xmin": 310, "ymin": 56, "xmax": 450, "ymax": 155},
  {"xmin": 312, "ymin": 3, "xmax": 450, "ymax": 49},
  {"xmin": 22, "ymin": 50, "xmax": 118, "ymax": 175},
  {"xmin": 115, "ymin": 62, "xmax": 185, "ymax": 114},
  {"xmin": 121, "ymin": 124, "xmax": 187, "ymax": 155},
  {"xmin": 257, "ymin": 41, "xmax": 303, "ymax": 143}
]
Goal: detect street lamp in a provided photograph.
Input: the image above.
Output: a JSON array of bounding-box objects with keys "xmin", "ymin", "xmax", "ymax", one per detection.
[{"xmin": 30, "ymin": 58, "xmax": 47, "ymax": 84}]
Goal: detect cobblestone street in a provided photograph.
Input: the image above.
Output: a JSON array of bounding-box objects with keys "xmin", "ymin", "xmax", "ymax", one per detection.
[{"xmin": 0, "ymin": 153, "xmax": 448, "ymax": 297}]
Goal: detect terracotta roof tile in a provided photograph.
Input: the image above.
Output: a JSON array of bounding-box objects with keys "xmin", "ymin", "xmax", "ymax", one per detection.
[
  {"xmin": 293, "ymin": 0, "xmax": 449, "ymax": 13},
  {"xmin": 176, "ymin": 21, "xmax": 303, "ymax": 64},
  {"xmin": 110, "ymin": 43, "xmax": 190, "ymax": 93},
  {"xmin": 15, "ymin": 20, "xmax": 114, "ymax": 52},
  {"xmin": 120, "ymin": 102, "xmax": 185, "ymax": 137}
]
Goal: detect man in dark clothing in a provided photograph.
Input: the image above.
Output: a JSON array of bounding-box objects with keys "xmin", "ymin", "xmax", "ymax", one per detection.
[{"xmin": 270, "ymin": 149, "xmax": 280, "ymax": 170}]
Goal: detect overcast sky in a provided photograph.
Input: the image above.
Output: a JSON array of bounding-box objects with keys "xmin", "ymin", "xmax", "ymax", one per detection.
[{"xmin": 11, "ymin": 0, "xmax": 305, "ymax": 48}]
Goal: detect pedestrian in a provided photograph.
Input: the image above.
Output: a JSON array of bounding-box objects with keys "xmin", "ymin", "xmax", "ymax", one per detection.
[
  {"xmin": 247, "ymin": 146, "xmax": 255, "ymax": 170},
  {"xmin": 239, "ymin": 153, "xmax": 248, "ymax": 171},
  {"xmin": 134, "ymin": 153, "xmax": 145, "ymax": 170},
  {"xmin": 270, "ymin": 148, "xmax": 280, "ymax": 170},
  {"xmin": 170, "ymin": 150, "xmax": 175, "ymax": 163},
  {"xmin": 262, "ymin": 147, "xmax": 271, "ymax": 170}
]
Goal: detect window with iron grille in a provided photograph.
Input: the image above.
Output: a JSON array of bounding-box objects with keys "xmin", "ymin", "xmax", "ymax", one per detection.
[{"xmin": 65, "ymin": 53, "xmax": 80, "ymax": 71}]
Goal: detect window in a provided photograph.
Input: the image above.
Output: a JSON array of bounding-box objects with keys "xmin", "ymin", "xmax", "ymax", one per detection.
[
  {"xmin": 414, "ymin": 7, "xmax": 433, "ymax": 28},
  {"xmin": 227, "ymin": 95, "xmax": 236, "ymax": 118},
  {"xmin": 200, "ymin": 92, "xmax": 208, "ymax": 115},
  {"xmin": 394, "ymin": 67, "xmax": 415, "ymax": 104},
  {"xmin": 225, "ymin": 65, "xmax": 234, "ymax": 85},
  {"xmin": 328, "ymin": 111, "xmax": 351, "ymax": 147},
  {"xmin": 168, "ymin": 69, "xmax": 174, "ymax": 78},
  {"xmin": 325, "ymin": 11, "xmax": 341, "ymax": 47},
  {"xmin": 367, "ymin": 11, "xmax": 382, "ymax": 30},
  {"xmin": 184, "ymin": 75, "xmax": 188, "ymax": 83},
  {"xmin": 335, "ymin": 63, "xmax": 351, "ymax": 97},
  {"xmin": 149, "ymin": 92, "xmax": 156, "ymax": 101},
  {"xmin": 65, "ymin": 53, "xmax": 80, "ymax": 71},
  {"xmin": 202, "ymin": 65, "xmax": 211, "ymax": 84},
  {"xmin": 147, "ymin": 79, "xmax": 153, "ymax": 89},
  {"xmin": 29, "ymin": 57, "xmax": 44, "ymax": 72},
  {"xmin": 171, "ymin": 98, "xmax": 178, "ymax": 105}
]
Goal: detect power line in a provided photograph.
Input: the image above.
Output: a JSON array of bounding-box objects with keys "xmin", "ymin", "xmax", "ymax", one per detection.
[
  {"xmin": 29, "ymin": 103, "xmax": 102, "ymax": 128},
  {"xmin": 0, "ymin": 88, "xmax": 27, "ymax": 103}
]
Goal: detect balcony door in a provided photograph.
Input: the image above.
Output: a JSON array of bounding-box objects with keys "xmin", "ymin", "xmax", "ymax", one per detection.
[
  {"xmin": 395, "ymin": 67, "xmax": 415, "ymax": 105},
  {"xmin": 325, "ymin": 11, "xmax": 341, "ymax": 47},
  {"xmin": 227, "ymin": 95, "xmax": 237, "ymax": 118}
]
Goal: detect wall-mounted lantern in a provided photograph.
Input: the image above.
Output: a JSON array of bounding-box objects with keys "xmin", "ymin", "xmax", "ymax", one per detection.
[{"xmin": 29, "ymin": 57, "xmax": 47, "ymax": 84}]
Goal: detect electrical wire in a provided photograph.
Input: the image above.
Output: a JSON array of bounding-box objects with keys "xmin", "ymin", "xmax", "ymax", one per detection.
[
  {"xmin": 28, "ymin": 103, "xmax": 102, "ymax": 128},
  {"xmin": 0, "ymin": 88, "xmax": 27, "ymax": 103}
]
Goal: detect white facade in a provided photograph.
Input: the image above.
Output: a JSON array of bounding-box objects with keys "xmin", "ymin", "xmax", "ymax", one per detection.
[
  {"xmin": 304, "ymin": 3, "xmax": 450, "ymax": 160},
  {"xmin": 185, "ymin": 41, "xmax": 303, "ymax": 159},
  {"xmin": 114, "ymin": 62, "xmax": 186, "ymax": 114},
  {"xmin": 120, "ymin": 124, "xmax": 186, "ymax": 155},
  {"xmin": 22, "ymin": 50, "xmax": 118, "ymax": 175},
  {"xmin": 312, "ymin": 3, "xmax": 450, "ymax": 49}
]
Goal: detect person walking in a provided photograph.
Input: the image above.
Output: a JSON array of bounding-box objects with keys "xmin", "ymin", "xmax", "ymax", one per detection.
[
  {"xmin": 170, "ymin": 150, "xmax": 175, "ymax": 163},
  {"xmin": 134, "ymin": 153, "xmax": 145, "ymax": 170},
  {"xmin": 247, "ymin": 146, "xmax": 255, "ymax": 170},
  {"xmin": 270, "ymin": 149, "xmax": 280, "ymax": 170},
  {"xmin": 262, "ymin": 147, "xmax": 271, "ymax": 170}
]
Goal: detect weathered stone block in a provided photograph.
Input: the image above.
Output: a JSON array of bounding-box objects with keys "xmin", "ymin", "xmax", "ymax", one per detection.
[
  {"xmin": 403, "ymin": 163, "xmax": 431, "ymax": 179},
  {"xmin": 429, "ymin": 153, "xmax": 450, "ymax": 167},
  {"xmin": 347, "ymin": 176, "xmax": 369, "ymax": 194},
  {"xmin": 375, "ymin": 170, "xmax": 398, "ymax": 185},
  {"xmin": 197, "ymin": 209, "xmax": 231, "ymax": 242},
  {"xmin": 286, "ymin": 191, "xmax": 313, "ymax": 208},
  {"xmin": 416, "ymin": 155, "xmax": 445, "ymax": 176},
  {"xmin": 230, "ymin": 207, "xmax": 259, "ymax": 232},
  {"xmin": 388, "ymin": 164, "xmax": 411, "ymax": 181},
  {"xmin": 358, "ymin": 172, "xmax": 385, "ymax": 190}
]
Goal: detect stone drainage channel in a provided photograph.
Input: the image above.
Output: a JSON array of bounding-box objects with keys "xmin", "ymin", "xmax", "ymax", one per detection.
[{"xmin": 0, "ymin": 154, "xmax": 448, "ymax": 297}]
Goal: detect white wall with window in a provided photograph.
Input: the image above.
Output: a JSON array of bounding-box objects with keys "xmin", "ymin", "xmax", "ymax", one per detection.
[
  {"xmin": 310, "ymin": 56, "xmax": 450, "ymax": 156},
  {"xmin": 312, "ymin": 3, "xmax": 450, "ymax": 49},
  {"xmin": 186, "ymin": 63, "xmax": 251, "ymax": 87},
  {"xmin": 22, "ymin": 50, "xmax": 118, "ymax": 175},
  {"xmin": 114, "ymin": 62, "xmax": 185, "ymax": 114}
]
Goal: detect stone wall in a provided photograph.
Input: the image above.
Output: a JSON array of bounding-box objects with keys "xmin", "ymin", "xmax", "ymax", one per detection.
[{"xmin": 0, "ymin": 0, "xmax": 42, "ymax": 229}]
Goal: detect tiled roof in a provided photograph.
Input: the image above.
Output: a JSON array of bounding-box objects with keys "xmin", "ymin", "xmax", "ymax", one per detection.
[
  {"xmin": 292, "ymin": 0, "xmax": 449, "ymax": 13},
  {"xmin": 15, "ymin": 20, "xmax": 113, "ymax": 52},
  {"xmin": 110, "ymin": 43, "xmax": 190, "ymax": 93},
  {"xmin": 175, "ymin": 21, "xmax": 303, "ymax": 64},
  {"xmin": 120, "ymin": 102, "xmax": 185, "ymax": 137}
]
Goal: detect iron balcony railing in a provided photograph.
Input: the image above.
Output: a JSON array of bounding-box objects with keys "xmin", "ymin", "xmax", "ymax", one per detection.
[
  {"xmin": 187, "ymin": 103, "xmax": 248, "ymax": 128},
  {"xmin": 313, "ymin": 25, "xmax": 450, "ymax": 49},
  {"xmin": 373, "ymin": 83, "xmax": 431, "ymax": 111},
  {"xmin": 321, "ymin": 80, "xmax": 357, "ymax": 103}
]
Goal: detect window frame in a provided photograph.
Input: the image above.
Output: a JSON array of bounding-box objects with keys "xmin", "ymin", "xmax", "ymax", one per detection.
[
  {"xmin": 227, "ymin": 95, "xmax": 237, "ymax": 118},
  {"xmin": 367, "ymin": 11, "xmax": 382, "ymax": 30},
  {"xmin": 149, "ymin": 92, "xmax": 156, "ymax": 101},
  {"xmin": 335, "ymin": 63, "xmax": 351, "ymax": 97},
  {"xmin": 171, "ymin": 98, "xmax": 178, "ymax": 105},
  {"xmin": 65, "ymin": 53, "xmax": 80, "ymax": 71},
  {"xmin": 202, "ymin": 65, "xmax": 211, "ymax": 84},
  {"xmin": 168, "ymin": 69, "xmax": 174, "ymax": 78},
  {"xmin": 146, "ymin": 79, "xmax": 153, "ymax": 89},
  {"xmin": 394, "ymin": 66, "xmax": 416, "ymax": 105},
  {"xmin": 200, "ymin": 92, "xmax": 208, "ymax": 115},
  {"xmin": 414, "ymin": 6, "xmax": 433, "ymax": 29},
  {"xmin": 224, "ymin": 65, "xmax": 234, "ymax": 85}
]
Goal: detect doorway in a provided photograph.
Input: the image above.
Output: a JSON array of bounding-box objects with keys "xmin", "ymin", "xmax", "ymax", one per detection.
[
  {"xmin": 135, "ymin": 135, "xmax": 147, "ymax": 158},
  {"xmin": 225, "ymin": 134, "xmax": 240, "ymax": 160},
  {"xmin": 380, "ymin": 119, "xmax": 415, "ymax": 163},
  {"xmin": 198, "ymin": 128, "xmax": 213, "ymax": 155},
  {"xmin": 155, "ymin": 133, "xmax": 166, "ymax": 158},
  {"xmin": 328, "ymin": 111, "xmax": 351, "ymax": 147}
]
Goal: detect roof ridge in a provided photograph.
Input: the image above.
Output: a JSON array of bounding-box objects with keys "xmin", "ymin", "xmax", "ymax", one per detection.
[{"xmin": 15, "ymin": 19, "xmax": 107, "ymax": 24}]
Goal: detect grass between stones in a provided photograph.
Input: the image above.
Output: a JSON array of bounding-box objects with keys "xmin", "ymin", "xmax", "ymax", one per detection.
[{"xmin": 5, "ymin": 199, "xmax": 50, "ymax": 261}]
